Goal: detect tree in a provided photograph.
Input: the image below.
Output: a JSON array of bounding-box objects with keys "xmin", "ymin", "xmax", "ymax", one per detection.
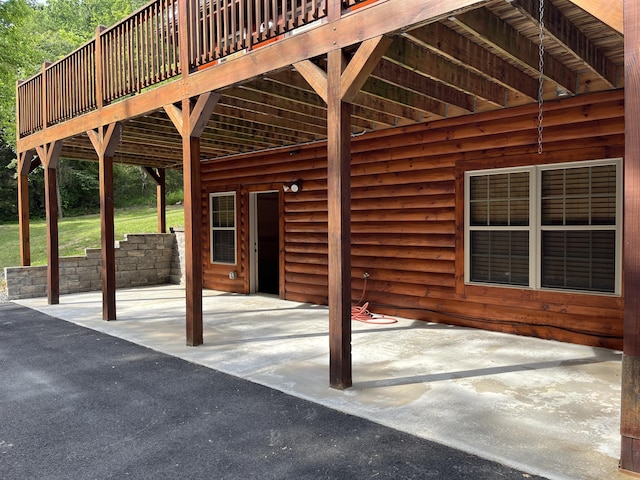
[
  {"xmin": 0, "ymin": 0, "xmax": 180, "ymax": 222},
  {"xmin": 0, "ymin": 0, "xmax": 36, "ymax": 144}
]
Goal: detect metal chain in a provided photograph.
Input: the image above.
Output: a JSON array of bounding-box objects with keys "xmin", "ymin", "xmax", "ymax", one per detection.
[{"xmin": 537, "ymin": 0, "xmax": 545, "ymax": 155}]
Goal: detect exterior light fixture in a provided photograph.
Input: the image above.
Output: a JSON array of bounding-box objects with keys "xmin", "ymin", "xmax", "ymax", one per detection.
[{"xmin": 283, "ymin": 181, "xmax": 301, "ymax": 193}]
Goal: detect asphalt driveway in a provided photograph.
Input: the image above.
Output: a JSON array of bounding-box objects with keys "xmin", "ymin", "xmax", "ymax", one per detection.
[{"xmin": 0, "ymin": 302, "xmax": 545, "ymax": 479}]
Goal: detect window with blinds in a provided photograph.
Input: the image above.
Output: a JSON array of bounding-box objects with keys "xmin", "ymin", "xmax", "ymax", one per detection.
[
  {"xmin": 210, "ymin": 192, "xmax": 236, "ymax": 264},
  {"xmin": 465, "ymin": 159, "xmax": 620, "ymax": 294}
]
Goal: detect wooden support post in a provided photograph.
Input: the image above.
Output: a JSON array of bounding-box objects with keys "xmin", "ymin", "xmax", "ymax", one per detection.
[
  {"xmin": 183, "ymin": 130, "xmax": 203, "ymax": 345},
  {"xmin": 17, "ymin": 151, "xmax": 35, "ymax": 266},
  {"xmin": 296, "ymin": 36, "xmax": 391, "ymax": 389},
  {"xmin": 164, "ymin": 93, "xmax": 220, "ymax": 346},
  {"xmin": 327, "ymin": 49, "xmax": 352, "ymax": 389},
  {"xmin": 621, "ymin": 0, "xmax": 640, "ymax": 474},
  {"xmin": 143, "ymin": 167, "xmax": 167, "ymax": 233},
  {"xmin": 44, "ymin": 167, "xmax": 58, "ymax": 304},
  {"xmin": 36, "ymin": 141, "xmax": 63, "ymax": 305},
  {"xmin": 87, "ymin": 123, "xmax": 122, "ymax": 321},
  {"xmin": 157, "ymin": 169, "xmax": 166, "ymax": 233}
]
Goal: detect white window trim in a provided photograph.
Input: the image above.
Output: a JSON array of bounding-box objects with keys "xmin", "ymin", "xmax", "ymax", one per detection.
[
  {"xmin": 209, "ymin": 191, "xmax": 237, "ymax": 265},
  {"xmin": 464, "ymin": 158, "xmax": 622, "ymax": 295}
]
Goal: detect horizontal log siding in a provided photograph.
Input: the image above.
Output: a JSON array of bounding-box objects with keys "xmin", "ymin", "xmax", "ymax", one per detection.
[{"xmin": 200, "ymin": 89, "xmax": 624, "ymax": 349}]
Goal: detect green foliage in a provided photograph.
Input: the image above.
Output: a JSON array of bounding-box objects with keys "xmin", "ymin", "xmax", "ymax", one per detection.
[
  {"xmin": 0, "ymin": 0, "xmax": 37, "ymax": 142},
  {"xmin": 58, "ymin": 159, "xmax": 100, "ymax": 214},
  {"xmin": 0, "ymin": 0, "xmax": 184, "ymax": 224},
  {"xmin": 0, "ymin": 136, "xmax": 18, "ymax": 222}
]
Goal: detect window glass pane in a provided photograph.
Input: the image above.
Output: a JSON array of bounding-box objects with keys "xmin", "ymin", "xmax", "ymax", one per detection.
[
  {"xmin": 470, "ymin": 176, "xmax": 488, "ymax": 226},
  {"xmin": 592, "ymin": 165, "xmax": 617, "ymax": 195},
  {"xmin": 541, "ymin": 231, "xmax": 615, "ymax": 292},
  {"xmin": 470, "ymin": 176, "xmax": 487, "ymax": 201},
  {"xmin": 490, "ymin": 174, "xmax": 509, "ymax": 199},
  {"xmin": 541, "ymin": 169, "xmax": 564, "ymax": 197},
  {"xmin": 565, "ymin": 196, "xmax": 589, "ymax": 225},
  {"xmin": 470, "ymin": 201, "xmax": 488, "ymax": 226},
  {"xmin": 591, "ymin": 197, "xmax": 616, "ymax": 226},
  {"xmin": 565, "ymin": 167, "xmax": 590, "ymax": 196},
  {"xmin": 592, "ymin": 165, "xmax": 617, "ymax": 226},
  {"xmin": 211, "ymin": 194, "xmax": 236, "ymax": 264},
  {"xmin": 489, "ymin": 200, "xmax": 509, "ymax": 226},
  {"xmin": 470, "ymin": 231, "xmax": 529, "ymax": 286},
  {"xmin": 213, "ymin": 230, "xmax": 235, "ymax": 263},
  {"xmin": 212, "ymin": 196, "xmax": 235, "ymax": 227},
  {"xmin": 542, "ymin": 164, "xmax": 617, "ymax": 226},
  {"xmin": 541, "ymin": 198, "xmax": 563, "ymax": 225},
  {"xmin": 510, "ymin": 200, "xmax": 529, "ymax": 226},
  {"xmin": 470, "ymin": 172, "xmax": 529, "ymax": 227}
]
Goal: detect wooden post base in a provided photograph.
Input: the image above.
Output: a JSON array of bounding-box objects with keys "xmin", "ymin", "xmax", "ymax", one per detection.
[{"xmin": 621, "ymin": 355, "xmax": 640, "ymax": 474}]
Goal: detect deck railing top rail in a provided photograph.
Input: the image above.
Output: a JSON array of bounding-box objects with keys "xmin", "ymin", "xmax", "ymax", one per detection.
[{"xmin": 16, "ymin": 0, "xmax": 382, "ymax": 139}]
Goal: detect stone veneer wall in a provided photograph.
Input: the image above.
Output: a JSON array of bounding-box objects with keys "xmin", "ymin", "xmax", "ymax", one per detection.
[
  {"xmin": 169, "ymin": 228, "xmax": 185, "ymax": 285},
  {"xmin": 5, "ymin": 233, "xmax": 184, "ymax": 300}
]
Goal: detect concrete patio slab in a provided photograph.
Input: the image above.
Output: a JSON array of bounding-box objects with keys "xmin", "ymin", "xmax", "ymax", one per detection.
[{"xmin": 15, "ymin": 285, "xmax": 627, "ymax": 480}]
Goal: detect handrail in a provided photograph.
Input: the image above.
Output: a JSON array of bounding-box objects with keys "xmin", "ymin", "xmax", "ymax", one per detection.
[{"xmin": 16, "ymin": 0, "xmax": 379, "ymax": 140}]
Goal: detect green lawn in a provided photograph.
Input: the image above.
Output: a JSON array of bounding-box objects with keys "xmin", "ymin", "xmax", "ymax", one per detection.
[{"xmin": 0, "ymin": 206, "xmax": 184, "ymax": 272}]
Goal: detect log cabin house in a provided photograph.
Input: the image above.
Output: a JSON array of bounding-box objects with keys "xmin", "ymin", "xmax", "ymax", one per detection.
[{"xmin": 14, "ymin": 0, "xmax": 640, "ymax": 472}]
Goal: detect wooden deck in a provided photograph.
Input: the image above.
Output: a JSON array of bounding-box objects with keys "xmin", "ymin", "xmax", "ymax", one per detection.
[{"xmin": 16, "ymin": 0, "xmax": 624, "ymax": 166}]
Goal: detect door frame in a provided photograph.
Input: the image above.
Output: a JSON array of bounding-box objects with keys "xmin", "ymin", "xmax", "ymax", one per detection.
[{"xmin": 249, "ymin": 189, "xmax": 281, "ymax": 295}]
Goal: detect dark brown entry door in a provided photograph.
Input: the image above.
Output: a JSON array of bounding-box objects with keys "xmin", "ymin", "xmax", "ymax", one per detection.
[{"xmin": 256, "ymin": 192, "xmax": 279, "ymax": 294}]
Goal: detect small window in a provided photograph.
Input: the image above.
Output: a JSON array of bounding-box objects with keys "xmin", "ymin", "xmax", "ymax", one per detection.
[
  {"xmin": 210, "ymin": 192, "xmax": 236, "ymax": 264},
  {"xmin": 465, "ymin": 159, "xmax": 621, "ymax": 295}
]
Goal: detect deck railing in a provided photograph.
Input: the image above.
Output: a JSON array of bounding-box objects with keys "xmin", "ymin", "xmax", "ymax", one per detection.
[
  {"xmin": 101, "ymin": 0, "xmax": 181, "ymax": 102},
  {"xmin": 45, "ymin": 40, "xmax": 97, "ymax": 126},
  {"xmin": 17, "ymin": 0, "xmax": 376, "ymax": 139},
  {"xmin": 190, "ymin": 0, "xmax": 327, "ymax": 69},
  {"xmin": 17, "ymin": 73, "xmax": 43, "ymax": 138}
]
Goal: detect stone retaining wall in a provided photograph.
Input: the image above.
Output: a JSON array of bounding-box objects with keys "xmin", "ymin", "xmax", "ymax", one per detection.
[
  {"xmin": 5, "ymin": 233, "xmax": 183, "ymax": 300},
  {"xmin": 170, "ymin": 228, "xmax": 185, "ymax": 285}
]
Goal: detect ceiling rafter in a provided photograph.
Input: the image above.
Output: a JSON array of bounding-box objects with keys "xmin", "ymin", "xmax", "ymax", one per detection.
[
  {"xmin": 266, "ymin": 69, "xmax": 421, "ymax": 125},
  {"xmin": 371, "ymin": 58, "xmax": 473, "ymax": 113},
  {"xmin": 448, "ymin": 6, "xmax": 578, "ymax": 93},
  {"xmin": 384, "ymin": 35, "xmax": 508, "ymax": 107},
  {"xmin": 511, "ymin": 0, "xmax": 617, "ymax": 87},
  {"xmin": 406, "ymin": 21, "xmax": 539, "ymax": 100}
]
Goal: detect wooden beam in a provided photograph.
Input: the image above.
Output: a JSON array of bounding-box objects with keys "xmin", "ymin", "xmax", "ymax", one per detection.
[
  {"xmin": 36, "ymin": 142, "xmax": 62, "ymax": 305},
  {"xmin": 450, "ymin": 7, "xmax": 578, "ymax": 94},
  {"xmin": 190, "ymin": 92, "xmax": 221, "ymax": 137},
  {"xmin": 165, "ymin": 93, "xmax": 220, "ymax": 346},
  {"xmin": 384, "ymin": 35, "xmax": 507, "ymax": 107},
  {"xmin": 512, "ymin": 0, "xmax": 618, "ymax": 87},
  {"xmin": 221, "ymin": 95, "xmax": 329, "ymax": 136},
  {"xmin": 36, "ymin": 141, "xmax": 62, "ymax": 169},
  {"xmin": 269, "ymin": 69, "xmax": 426, "ymax": 124},
  {"xmin": 294, "ymin": 60, "xmax": 328, "ymax": 103},
  {"xmin": 18, "ymin": 0, "xmax": 491, "ymax": 153},
  {"xmin": 87, "ymin": 123, "xmax": 122, "ymax": 321},
  {"xmin": 340, "ymin": 35, "xmax": 393, "ymax": 102},
  {"xmin": 621, "ymin": 0, "xmax": 640, "ymax": 474},
  {"xmin": 371, "ymin": 58, "xmax": 472, "ymax": 113},
  {"xmin": 566, "ymin": 0, "xmax": 623, "ymax": 34},
  {"xmin": 17, "ymin": 151, "xmax": 34, "ymax": 266},
  {"xmin": 407, "ymin": 22, "xmax": 539, "ymax": 101},
  {"xmin": 327, "ymin": 49, "xmax": 352, "ymax": 389}
]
